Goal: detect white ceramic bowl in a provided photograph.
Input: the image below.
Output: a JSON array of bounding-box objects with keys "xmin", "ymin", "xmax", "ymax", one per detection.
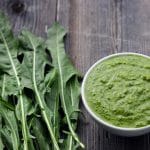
[{"xmin": 81, "ymin": 52, "xmax": 150, "ymax": 136}]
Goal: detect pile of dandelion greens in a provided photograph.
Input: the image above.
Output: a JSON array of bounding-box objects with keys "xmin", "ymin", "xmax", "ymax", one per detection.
[{"xmin": 0, "ymin": 13, "xmax": 84, "ymax": 150}]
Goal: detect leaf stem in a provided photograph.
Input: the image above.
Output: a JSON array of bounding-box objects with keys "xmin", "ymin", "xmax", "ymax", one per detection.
[
  {"xmin": 30, "ymin": 36, "xmax": 60, "ymax": 150},
  {"xmin": 68, "ymin": 136, "xmax": 73, "ymax": 150}
]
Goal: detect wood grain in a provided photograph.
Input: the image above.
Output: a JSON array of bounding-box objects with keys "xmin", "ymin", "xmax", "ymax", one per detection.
[
  {"xmin": 0, "ymin": 0, "xmax": 150, "ymax": 150},
  {"xmin": 0, "ymin": 0, "xmax": 57, "ymax": 36}
]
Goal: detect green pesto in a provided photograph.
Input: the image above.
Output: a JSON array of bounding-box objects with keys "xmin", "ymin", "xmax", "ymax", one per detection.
[{"xmin": 85, "ymin": 55, "xmax": 150, "ymax": 128}]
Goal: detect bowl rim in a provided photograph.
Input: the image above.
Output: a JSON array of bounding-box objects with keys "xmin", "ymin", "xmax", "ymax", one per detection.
[{"xmin": 81, "ymin": 52, "xmax": 150, "ymax": 131}]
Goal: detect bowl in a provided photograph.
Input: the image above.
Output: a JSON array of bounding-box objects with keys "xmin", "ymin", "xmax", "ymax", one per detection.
[{"xmin": 81, "ymin": 52, "xmax": 150, "ymax": 136}]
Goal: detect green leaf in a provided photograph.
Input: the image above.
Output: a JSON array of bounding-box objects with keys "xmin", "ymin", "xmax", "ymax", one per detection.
[
  {"xmin": 19, "ymin": 30, "xmax": 60, "ymax": 150},
  {"xmin": 0, "ymin": 13, "xmax": 30, "ymax": 150},
  {"xmin": 66, "ymin": 76, "xmax": 81, "ymax": 121},
  {"xmin": 15, "ymin": 92, "xmax": 36, "ymax": 150},
  {"xmin": 45, "ymin": 69, "xmax": 60, "ymax": 140},
  {"xmin": 0, "ymin": 107, "xmax": 20, "ymax": 150},
  {"xmin": 46, "ymin": 23, "xmax": 84, "ymax": 148},
  {"xmin": 19, "ymin": 31, "xmax": 48, "ymax": 91},
  {"xmin": 32, "ymin": 118, "xmax": 51, "ymax": 150},
  {"xmin": 0, "ymin": 12, "xmax": 83, "ymax": 149}
]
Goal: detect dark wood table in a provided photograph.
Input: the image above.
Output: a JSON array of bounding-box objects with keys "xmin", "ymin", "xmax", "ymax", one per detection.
[{"xmin": 0, "ymin": 0, "xmax": 150, "ymax": 150}]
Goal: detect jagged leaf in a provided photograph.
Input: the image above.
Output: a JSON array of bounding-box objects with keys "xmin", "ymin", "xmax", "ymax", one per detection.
[
  {"xmin": 46, "ymin": 23, "xmax": 84, "ymax": 148},
  {"xmin": 19, "ymin": 30, "xmax": 60, "ymax": 150},
  {"xmin": 0, "ymin": 13, "xmax": 31, "ymax": 149}
]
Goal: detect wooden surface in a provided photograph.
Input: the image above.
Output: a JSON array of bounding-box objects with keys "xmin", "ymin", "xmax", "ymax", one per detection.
[{"xmin": 0, "ymin": 0, "xmax": 150, "ymax": 149}]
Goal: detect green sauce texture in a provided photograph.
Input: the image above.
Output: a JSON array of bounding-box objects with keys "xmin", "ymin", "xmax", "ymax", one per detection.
[{"xmin": 85, "ymin": 55, "xmax": 150, "ymax": 128}]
